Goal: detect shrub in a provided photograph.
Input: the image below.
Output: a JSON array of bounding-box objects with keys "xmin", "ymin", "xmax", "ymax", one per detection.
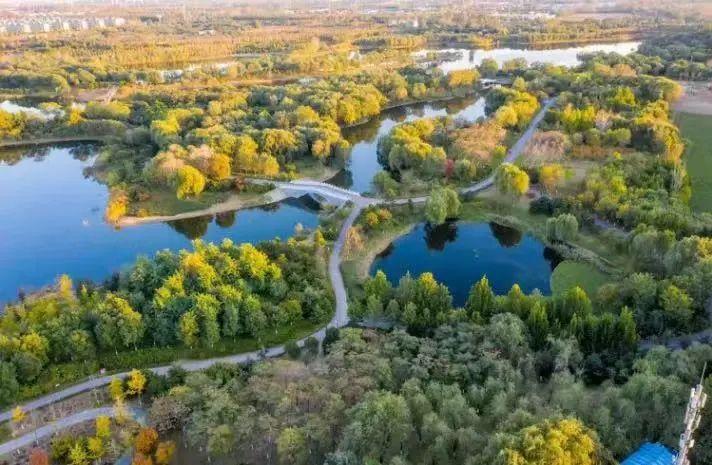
[{"xmin": 285, "ymin": 340, "xmax": 301, "ymax": 359}]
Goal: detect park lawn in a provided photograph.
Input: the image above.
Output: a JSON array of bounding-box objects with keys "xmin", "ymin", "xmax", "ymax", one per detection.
[
  {"xmin": 677, "ymin": 112, "xmax": 712, "ymax": 213},
  {"xmin": 129, "ymin": 188, "xmax": 234, "ymax": 217},
  {"xmin": 550, "ymin": 260, "xmax": 611, "ymax": 296},
  {"xmin": 292, "ymin": 158, "xmax": 341, "ymax": 182}
]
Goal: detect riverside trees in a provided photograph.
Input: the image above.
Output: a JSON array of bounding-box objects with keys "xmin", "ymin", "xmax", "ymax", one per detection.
[
  {"xmin": 72, "ymin": 66, "xmax": 468, "ymax": 215},
  {"xmin": 0, "ymin": 237, "xmax": 332, "ymax": 407}
]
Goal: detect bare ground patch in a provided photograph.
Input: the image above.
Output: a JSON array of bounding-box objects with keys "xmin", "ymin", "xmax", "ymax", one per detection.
[
  {"xmin": 675, "ymin": 81, "xmax": 712, "ymax": 116},
  {"xmin": 521, "ymin": 130, "xmax": 569, "ymax": 164}
]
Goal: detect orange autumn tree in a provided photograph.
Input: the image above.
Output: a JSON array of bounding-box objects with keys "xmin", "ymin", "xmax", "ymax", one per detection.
[{"xmin": 132, "ymin": 427, "xmax": 176, "ymax": 465}]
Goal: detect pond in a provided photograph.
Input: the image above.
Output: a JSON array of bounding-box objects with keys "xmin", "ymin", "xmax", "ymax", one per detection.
[
  {"xmin": 414, "ymin": 41, "xmax": 641, "ymax": 72},
  {"xmin": 370, "ymin": 221, "xmax": 562, "ymax": 306},
  {"xmin": 0, "ymin": 144, "xmax": 320, "ymax": 303},
  {"xmin": 333, "ymin": 96, "xmax": 486, "ymax": 193}
]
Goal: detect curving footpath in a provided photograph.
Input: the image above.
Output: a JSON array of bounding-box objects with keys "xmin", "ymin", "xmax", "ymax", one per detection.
[{"xmin": 0, "ymin": 99, "xmax": 557, "ymax": 450}]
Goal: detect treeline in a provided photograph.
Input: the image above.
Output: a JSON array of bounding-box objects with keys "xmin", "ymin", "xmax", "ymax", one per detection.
[
  {"xmin": 637, "ymin": 28, "xmax": 712, "ymax": 79},
  {"xmin": 0, "ymin": 24, "xmax": 396, "ymax": 91},
  {"xmin": 0, "ymin": 236, "xmax": 332, "ymax": 407},
  {"xmin": 354, "ymin": 271, "xmax": 638, "ymax": 374},
  {"xmin": 578, "ymin": 29, "xmax": 712, "ymax": 81}
]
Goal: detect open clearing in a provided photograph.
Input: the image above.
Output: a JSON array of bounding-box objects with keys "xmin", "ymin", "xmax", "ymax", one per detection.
[
  {"xmin": 550, "ymin": 260, "xmax": 611, "ymax": 296},
  {"xmin": 677, "ymin": 111, "xmax": 712, "ymax": 213},
  {"xmin": 675, "ymin": 81, "xmax": 712, "ymax": 116}
]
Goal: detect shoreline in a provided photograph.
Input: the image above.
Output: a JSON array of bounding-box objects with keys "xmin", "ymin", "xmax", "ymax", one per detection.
[
  {"xmin": 116, "ymin": 189, "xmax": 288, "ymax": 227},
  {"xmin": 118, "ymin": 93, "xmax": 482, "ymax": 226},
  {"xmin": 0, "ymin": 135, "xmax": 107, "ymax": 149}
]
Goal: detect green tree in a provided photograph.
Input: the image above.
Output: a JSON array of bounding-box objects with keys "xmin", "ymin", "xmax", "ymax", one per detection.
[
  {"xmin": 95, "ymin": 294, "xmax": 143, "ymax": 353},
  {"xmin": 277, "ymin": 427, "xmax": 308, "ymax": 465},
  {"xmin": 178, "ymin": 311, "xmax": 199, "ymax": 348},
  {"xmin": 617, "ymin": 307, "xmax": 639, "ymax": 351},
  {"xmin": 526, "ymin": 302, "xmax": 550, "ymax": 349},
  {"xmin": 660, "ymin": 284, "xmax": 693, "ymax": 330},
  {"xmin": 465, "ymin": 276, "xmax": 496, "ymax": 320},
  {"xmin": 546, "ymin": 214, "xmax": 579, "ymax": 242},
  {"xmin": 340, "ymin": 391, "xmax": 412, "ymax": 463},
  {"xmin": 495, "ymin": 163, "xmax": 529, "ymax": 197},
  {"xmin": 425, "ymin": 187, "xmax": 460, "ymax": 225}
]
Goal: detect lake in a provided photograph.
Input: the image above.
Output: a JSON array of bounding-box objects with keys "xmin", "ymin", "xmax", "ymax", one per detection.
[
  {"xmin": 370, "ymin": 221, "xmax": 562, "ymax": 306},
  {"xmin": 0, "ymin": 144, "xmax": 320, "ymax": 303},
  {"xmin": 414, "ymin": 41, "xmax": 641, "ymax": 72},
  {"xmin": 334, "ymin": 96, "xmax": 486, "ymax": 193}
]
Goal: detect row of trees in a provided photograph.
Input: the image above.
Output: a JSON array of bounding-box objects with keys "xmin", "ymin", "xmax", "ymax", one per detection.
[{"xmin": 355, "ymin": 270, "xmax": 638, "ymax": 357}]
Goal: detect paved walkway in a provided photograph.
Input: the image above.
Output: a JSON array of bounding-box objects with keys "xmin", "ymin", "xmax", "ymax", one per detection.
[
  {"xmin": 0, "ymin": 407, "xmax": 144, "ymax": 456},
  {"xmin": 0, "ymin": 98, "xmax": 556, "ymax": 452},
  {"xmin": 0, "ymin": 203, "xmax": 362, "ymax": 426}
]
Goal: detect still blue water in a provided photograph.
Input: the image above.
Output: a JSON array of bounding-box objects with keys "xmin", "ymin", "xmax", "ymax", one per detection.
[
  {"xmin": 0, "ymin": 145, "xmax": 319, "ymax": 302},
  {"xmin": 335, "ymin": 97, "xmax": 486, "ymax": 193},
  {"xmin": 370, "ymin": 221, "xmax": 561, "ymax": 306},
  {"xmin": 413, "ymin": 41, "xmax": 641, "ymax": 72}
]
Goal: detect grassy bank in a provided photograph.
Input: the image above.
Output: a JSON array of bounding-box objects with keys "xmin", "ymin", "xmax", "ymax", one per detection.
[
  {"xmin": 342, "ymin": 195, "xmax": 624, "ymax": 310},
  {"xmin": 551, "ymin": 260, "xmax": 611, "ymax": 296},
  {"xmin": 474, "ymin": 191, "xmax": 629, "ymax": 273},
  {"xmin": 677, "ymin": 112, "xmax": 712, "ymax": 213},
  {"xmin": 341, "ymin": 204, "xmax": 424, "ymax": 301}
]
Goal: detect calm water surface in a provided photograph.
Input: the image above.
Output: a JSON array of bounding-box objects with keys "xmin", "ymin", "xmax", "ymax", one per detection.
[
  {"xmin": 0, "ymin": 145, "xmax": 319, "ymax": 302},
  {"xmin": 333, "ymin": 96, "xmax": 486, "ymax": 193},
  {"xmin": 370, "ymin": 221, "xmax": 562, "ymax": 306},
  {"xmin": 414, "ymin": 41, "xmax": 641, "ymax": 72}
]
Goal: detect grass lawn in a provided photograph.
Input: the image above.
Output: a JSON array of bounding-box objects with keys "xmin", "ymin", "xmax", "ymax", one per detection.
[
  {"xmin": 292, "ymin": 158, "xmax": 340, "ymax": 182},
  {"xmin": 677, "ymin": 112, "xmax": 712, "ymax": 213},
  {"xmin": 550, "ymin": 260, "xmax": 611, "ymax": 296},
  {"xmin": 130, "ymin": 188, "xmax": 234, "ymax": 217}
]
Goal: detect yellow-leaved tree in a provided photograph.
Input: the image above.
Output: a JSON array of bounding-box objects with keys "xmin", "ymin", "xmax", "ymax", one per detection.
[{"xmin": 505, "ymin": 418, "xmax": 599, "ymax": 465}]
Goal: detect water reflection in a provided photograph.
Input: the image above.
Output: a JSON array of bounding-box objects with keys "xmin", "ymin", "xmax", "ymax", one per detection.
[
  {"xmin": 489, "ymin": 222, "xmax": 523, "ymax": 248},
  {"xmin": 215, "ymin": 211, "xmax": 236, "ymax": 228},
  {"xmin": 168, "ymin": 216, "xmax": 211, "ymax": 240},
  {"xmin": 413, "ymin": 41, "xmax": 641, "ymax": 72},
  {"xmin": 424, "ymin": 221, "xmax": 458, "ymax": 251},
  {"xmin": 0, "ymin": 146, "xmax": 320, "ymax": 303},
  {"xmin": 371, "ymin": 221, "xmax": 560, "ymax": 305},
  {"xmin": 334, "ymin": 96, "xmax": 486, "ymax": 193}
]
